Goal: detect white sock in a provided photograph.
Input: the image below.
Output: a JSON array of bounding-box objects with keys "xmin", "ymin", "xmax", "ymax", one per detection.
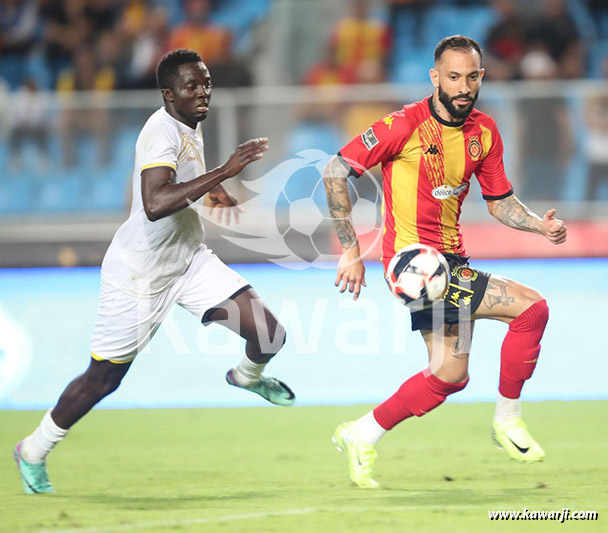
[
  {"xmin": 231, "ymin": 355, "xmax": 266, "ymax": 386},
  {"xmin": 353, "ymin": 411, "xmax": 387, "ymax": 446},
  {"xmin": 494, "ymin": 393, "xmax": 522, "ymax": 423},
  {"xmin": 20, "ymin": 409, "xmax": 69, "ymax": 464}
]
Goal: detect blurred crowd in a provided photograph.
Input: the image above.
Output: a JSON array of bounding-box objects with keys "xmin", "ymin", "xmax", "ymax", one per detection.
[
  {"xmin": 1, "ymin": 0, "xmax": 608, "ymax": 95},
  {"xmin": 303, "ymin": 0, "xmax": 608, "ymax": 86},
  {"xmin": 1, "ymin": 0, "xmax": 608, "ymax": 210},
  {"xmin": 0, "ymin": 0, "xmax": 256, "ymax": 93}
]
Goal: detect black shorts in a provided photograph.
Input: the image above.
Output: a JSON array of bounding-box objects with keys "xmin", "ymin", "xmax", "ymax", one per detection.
[{"xmin": 408, "ymin": 254, "xmax": 491, "ymax": 331}]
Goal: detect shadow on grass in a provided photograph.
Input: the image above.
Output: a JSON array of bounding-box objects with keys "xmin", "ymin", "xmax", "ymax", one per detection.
[{"xmin": 56, "ymin": 490, "xmax": 274, "ymax": 509}]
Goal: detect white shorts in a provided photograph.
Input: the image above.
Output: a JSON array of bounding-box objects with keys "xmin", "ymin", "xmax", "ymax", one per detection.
[{"xmin": 90, "ymin": 247, "xmax": 250, "ymax": 363}]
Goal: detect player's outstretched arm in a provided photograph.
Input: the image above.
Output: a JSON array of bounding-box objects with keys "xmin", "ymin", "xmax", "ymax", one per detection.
[
  {"xmin": 323, "ymin": 155, "xmax": 366, "ymax": 300},
  {"xmin": 486, "ymin": 194, "xmax": 567, "ymax": 244},
  {"xmin": 142, "ymin": 138, "xmax": 268, "ymax": 221}
]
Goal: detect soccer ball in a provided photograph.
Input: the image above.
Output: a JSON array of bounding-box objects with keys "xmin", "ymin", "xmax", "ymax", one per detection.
[
  {"xmin": 276, "ymin": 162, "xmax": 382, "ymax": 264},
  {"xmin": 386, "ymin": 244, "xmax": 450, "ymax": 305}
]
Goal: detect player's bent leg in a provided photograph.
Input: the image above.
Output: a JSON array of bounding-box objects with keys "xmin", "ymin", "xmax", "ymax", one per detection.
[
  {"xmin": 373, "ymin": 324, "xmax": 471, "ymax": 430},
  {"xmin": 472, "ymin": 275, "xmax": 544, "ymax": 323},
  {"xmin": 14, "ymin": 358, "xmax": 132, "ymax": 494},
  {"xmin": 474, "ymin": 276, "xmax": 548, "ymax": 462},
  {"xmin": 51, "ymin": 357, "xmax": 132, "ymax": 429},
  {"xmin": 333, "ymin": 324, "xmax": 471, "ymax": 488},
  {"xmin": 207, "ymin": 288, "xmax": 294, "ymax": 406}
]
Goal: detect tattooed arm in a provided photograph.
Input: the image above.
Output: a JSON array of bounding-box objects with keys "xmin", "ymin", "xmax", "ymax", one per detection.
[
  {"xmin": 486, "ymin": 194, "xmax": 567, "ymax": 244},
  {"xmin": 323, "ymin": 156, "xmax": 366, "ymax": 300}
]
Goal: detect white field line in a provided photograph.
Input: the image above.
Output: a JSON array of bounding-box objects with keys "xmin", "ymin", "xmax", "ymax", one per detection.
[{"xmin": 37, "ymin": 504, "xmax": 485, "ymax": 533}]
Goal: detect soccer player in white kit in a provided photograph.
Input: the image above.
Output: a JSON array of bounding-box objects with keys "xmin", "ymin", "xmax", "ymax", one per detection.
[{"xmin": 13, "ymin": 49, "xmax": 294, "ymax": 494}]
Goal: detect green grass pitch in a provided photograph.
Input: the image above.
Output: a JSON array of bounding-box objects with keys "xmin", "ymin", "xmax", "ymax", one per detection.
[{"xmin": 1, "ymin": 401, "xmax": 606, "ymax": 532}]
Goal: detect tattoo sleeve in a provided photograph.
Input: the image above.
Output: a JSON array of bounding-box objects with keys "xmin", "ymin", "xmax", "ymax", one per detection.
[
  {"xmin": 323, "ymin": 156, "xmax": 358, "ymax": 249},
  {"xmin": 488, "ymin": 194, "xmax": 543, "ymax": 234}
]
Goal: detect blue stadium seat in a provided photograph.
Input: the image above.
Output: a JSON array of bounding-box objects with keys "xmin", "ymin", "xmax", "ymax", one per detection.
[
  {"xmin": 286, "ymin": 121, "xmax": 344, "ymax": 157},
  {"xmin": 36, "ymin": 176, "xmax": 83, "ymax": 213},
  {"xmin": 391, "ymin": 54, "xmax": 432, "ymax": 84},
  {"xmin": 0, "ymin": 177, "xmax": 33, "ymax": 213},
  {"xmin": 588, "ymin": 41, "xmax": 608, "ymax": 79},
  {"xmin": 422, "ymin": 6, "xmax": 495, "ymax": 48},
  {"xmin": 391, "ymin": 5, "xmax": 495, "ymax": 83},
  {"xmin": 209, "ymin": 0, "xmax": 270, "ymax": 55}
]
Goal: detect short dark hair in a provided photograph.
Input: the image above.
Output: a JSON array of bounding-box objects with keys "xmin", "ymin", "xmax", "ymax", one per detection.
[
  {"xmin": 434, "ymin": 35, "xmax": 483, "ymax": 64},
  {"xmin": 156, "ymin": 48, "xmax": 203, "ymax": 90}
]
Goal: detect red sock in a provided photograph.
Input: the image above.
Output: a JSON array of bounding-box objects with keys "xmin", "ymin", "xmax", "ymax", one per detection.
[
  {"xmin": 499, "ymin": 299, "xmax": 549, "ymax": 399},
  {"xmin": 373, "ymin": 369, "xmax": 469, "ymax": 430}
]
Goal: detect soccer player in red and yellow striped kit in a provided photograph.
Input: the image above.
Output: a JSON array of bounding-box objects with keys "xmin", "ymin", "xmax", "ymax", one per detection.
[{"xmin": 324, "ymin": 35, "xmax": 567, "ymax": 488}]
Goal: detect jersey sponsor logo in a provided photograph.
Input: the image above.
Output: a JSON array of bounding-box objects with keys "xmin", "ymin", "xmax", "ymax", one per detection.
[
  {"xmin": 467, "ymin": 136, "xmax": 482, "ymax": 161},
  {"xmin": 453, "ymin": 183, "xmax": 468, "ymax": 196},
  {"xmin": 431, "ymin": 183, "xmax": 469, "ymax": 200},
  {"xmin": 382, "ymin": 116, "xmax": 394, "ymax": 129},
  {"xmin": 452, "ymin": 266, "xmax": 478, "ymax": 282},
  {"xmin": 424, "ymin": 144, "xmax": 440, "ymax": 155},
  {"xmin": 361, "ymin": 127, "xmax": 379, "ymax": 150}
]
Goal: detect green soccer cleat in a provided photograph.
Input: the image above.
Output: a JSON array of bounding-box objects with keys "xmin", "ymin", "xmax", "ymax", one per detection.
[
  {"xmin": 13, "ymin": 442, "xmax": 55, "ymax": 494},
  {"xmin": 225, "ymin": 370, "xmax": 295, "ymax": 406},
  {"xmin": 332, "ymin": 422, "xmax": 379, "ymax": 489},
  {"xmin": 492, "ymin": 417, "xmax": 546, "ymax": 463}
]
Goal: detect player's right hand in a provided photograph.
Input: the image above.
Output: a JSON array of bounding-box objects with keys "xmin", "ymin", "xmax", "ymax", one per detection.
[
  {"xmin": 336, "ymin": 244, "xmax": 366, "ymax": 301},
  {"xmin": 222, "ymin": 137, "xmax": 269, "ymax": 178},
  {"xmin": 541, "ymin": 208, "xmax": 567, "ymax": 244}
]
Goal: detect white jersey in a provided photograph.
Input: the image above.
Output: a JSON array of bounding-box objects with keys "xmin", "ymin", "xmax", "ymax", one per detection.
[{"xmin": 102, "ymin": 107, "xmax": 207, "ymax": 297}]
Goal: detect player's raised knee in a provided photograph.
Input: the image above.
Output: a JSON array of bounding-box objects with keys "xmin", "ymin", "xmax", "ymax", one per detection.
[{"xmin": 434, "ymin": 367, "xmax": 469, "ymax": 385}]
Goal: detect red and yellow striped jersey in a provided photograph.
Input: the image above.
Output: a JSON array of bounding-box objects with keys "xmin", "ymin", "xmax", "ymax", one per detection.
[{"xmin": 338, "ymin": 96, "xmax": 513, "ymax": 267}]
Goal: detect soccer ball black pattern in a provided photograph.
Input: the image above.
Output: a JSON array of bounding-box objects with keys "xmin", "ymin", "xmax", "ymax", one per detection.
[{"xmin": 386, "ymin": 244, "xmax": 450, "ymax": 305}]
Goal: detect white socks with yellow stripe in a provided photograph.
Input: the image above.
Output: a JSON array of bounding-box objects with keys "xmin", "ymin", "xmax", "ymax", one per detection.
[
  {"xmin": 20, "ymin": 409, "xmax": 69, "ymax": 464},
  {"xmin": 230, "ymin": 355, "xmax": 266, "ymax": 386}
]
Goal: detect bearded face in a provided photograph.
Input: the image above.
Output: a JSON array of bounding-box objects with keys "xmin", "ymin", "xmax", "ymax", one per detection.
[{"xmin": 437, "ymin": 84, "xmax": 479, "ymax": 120}]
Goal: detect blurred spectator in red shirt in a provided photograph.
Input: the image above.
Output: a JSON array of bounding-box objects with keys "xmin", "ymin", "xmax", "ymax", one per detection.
[{"xmin": 331, "ymin": 0, "xmax": 391, "ymax": 81}]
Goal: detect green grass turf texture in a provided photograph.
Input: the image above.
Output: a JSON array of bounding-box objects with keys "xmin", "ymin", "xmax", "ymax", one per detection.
[{"xmin": 1, "ymin": 401, "xmax": 606, "ymax": 533}]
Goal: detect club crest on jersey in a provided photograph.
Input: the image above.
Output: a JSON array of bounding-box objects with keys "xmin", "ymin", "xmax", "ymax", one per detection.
[
  {"xmin": 452, "ymin": 266, "xmax": 478, "ymax": 282},
  {"xmin": 431, "ymin": 183, "xmax": 469, "ymax": 200},
  {"xmin": 362, "ymin": 127, "xmax": 379, "ymax": 150},
  {"xmin": 467, "ymin": 136, "xmax": 482, "ymax": 161}
]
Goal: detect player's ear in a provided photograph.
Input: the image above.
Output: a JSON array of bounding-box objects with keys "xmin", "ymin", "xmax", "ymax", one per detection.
[
  {"xmin": 479, "ymin": 68, "xmax": 485, "ymax": 81},
  {"xmin": 429, "ymin": 68, "xmax": 439, "ymax": 88},
  {"xmin": 161, "ymin": 88, "xmax": 174, "ymax": 102}
]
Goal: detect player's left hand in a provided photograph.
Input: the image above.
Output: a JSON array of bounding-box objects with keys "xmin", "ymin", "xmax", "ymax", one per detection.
[
  {"xmin": 205, "ymin": 184, "xmax": 244, "ymax": 225},
  {"xmin": 541, "ymin": 209, "xmax": 567, "ymax": 244}
]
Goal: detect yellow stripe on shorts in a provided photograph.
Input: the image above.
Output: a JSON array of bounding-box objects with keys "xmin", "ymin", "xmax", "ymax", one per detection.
[{"xmin": 91, "ymin": 352, "xmax": 134, "ymax": 365}]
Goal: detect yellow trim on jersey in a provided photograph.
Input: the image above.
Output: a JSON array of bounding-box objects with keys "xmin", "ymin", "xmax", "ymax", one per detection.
[
  {"xmin": 479, "ymin": 124, "xmax": 492, "ymax": 160},
  {"xmin": 91, "ymin": 352, "xmax": 134, "ymax": 365},
  {"xmin": 441, "ymin": 126, "xmax": 466, "ymax": 251},
  {"xmin": 178, "ymin": 134, "xmax": 204, "ymax": 167},
  {"xmin": 392, "ymin": 128, "xmax": 422, "ymax": 252},
  {"xmin": 141, "ymin": 162, "xmax": 177, "ymax": 172}
]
